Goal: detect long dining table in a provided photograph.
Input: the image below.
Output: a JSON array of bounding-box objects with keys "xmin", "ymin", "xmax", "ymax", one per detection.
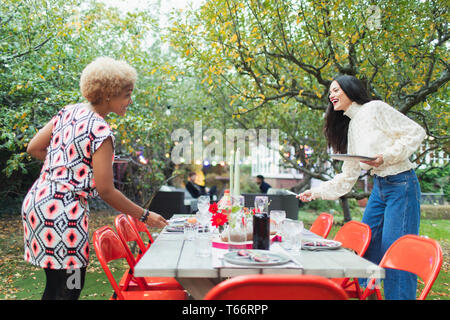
[{"xmin": 134, "ymin": 219, "xmax": 385, "ymax": 300}]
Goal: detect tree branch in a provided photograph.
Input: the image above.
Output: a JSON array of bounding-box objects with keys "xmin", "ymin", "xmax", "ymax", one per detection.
[
  {"xmin": 399, "ymin": 69, "xmax": 450, "ymax": 114},
  {"xmin": 6, "ymin": 36, "xmax": 52, "ymax": 61}
]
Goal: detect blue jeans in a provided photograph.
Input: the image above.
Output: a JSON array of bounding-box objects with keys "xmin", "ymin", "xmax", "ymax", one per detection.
[{"xmin": 360, "ymin": 169, "xmax": 421, "ymax": 300}]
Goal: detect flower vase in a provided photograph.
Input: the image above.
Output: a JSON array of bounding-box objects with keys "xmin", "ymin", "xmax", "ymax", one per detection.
[{"xmin": 227, "ymin": 196, "xmax": 247, "ymax": 250}]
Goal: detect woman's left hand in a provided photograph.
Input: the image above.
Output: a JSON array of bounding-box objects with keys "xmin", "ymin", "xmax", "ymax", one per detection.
[
  {"xmin": 360, "ymin": 154, "xmax": 384, "ymax": 167},
  {"xmin": 296, "ymin": 190, "xmax": 315, "ymax": 202}
]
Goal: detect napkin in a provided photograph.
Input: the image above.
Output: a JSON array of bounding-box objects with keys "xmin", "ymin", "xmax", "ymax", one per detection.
[{"xmin": 212, "ymin": 243, "xmax": 302, "ymax": 269}]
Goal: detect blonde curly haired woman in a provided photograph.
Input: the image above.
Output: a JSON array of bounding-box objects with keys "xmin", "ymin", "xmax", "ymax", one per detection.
[{"xmin": 23, "ymin": 57, "xmax": 168, "ymax": 300}]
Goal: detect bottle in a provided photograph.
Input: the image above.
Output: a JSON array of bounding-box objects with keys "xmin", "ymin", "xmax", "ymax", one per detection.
[
  {"xmin": 252, "ymin": 211, "xmax": 270, "ymax": 250},
  {"xmin": 218, "ymin": 189, "xmax": 231, "ymax": 214}
]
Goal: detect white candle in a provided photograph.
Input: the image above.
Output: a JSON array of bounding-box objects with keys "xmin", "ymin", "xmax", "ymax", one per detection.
[
  {"xmin": 229, "ymin": 154, "xmax": 234, "ymax": 198},
  {"xmin": 234, "ymin": 148, "xmax": 240, "ymax": 197}
]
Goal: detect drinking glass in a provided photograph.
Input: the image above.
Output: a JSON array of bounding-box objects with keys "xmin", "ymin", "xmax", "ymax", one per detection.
[
  {"xmin": 183, "ymin": 221, "xmax": 198, "ymax": 241},
  {"xmin": 280, "ymin": 219, "xmax": 303, "ymax": 252},
  {"xmin": 196, "ymin": 210, "xmax": 211, "ymax": 228},
  {"xmin": 254, "ymin": 196, "xmax": 269, "ymax": 214},
  {"xmin": 239, "ymin": 195, "xmax": 245, "ymax": 207},
  {"xmin": 196, "ymin": 195, "xmax": 211, "ymax": 227},
  {"xmin": 197, "ymin": 195, "xmax": 210, "ymax": 214},
  {"xmin": 194, "ymin": 229, "xmax": 212, "ymax": 257},
  {"xmin": 270, "ymin": 210, "xmax": 286, "ymax": 235}
]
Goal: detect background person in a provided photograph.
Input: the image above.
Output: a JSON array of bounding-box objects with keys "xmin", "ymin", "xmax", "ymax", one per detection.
[
  {"xmin": 22, "ymin": 57, "xmax": 168, "ymax": 300},
  {"xmin": 185, "ymin": 172, "xmax": 208, "ymax": 199},
  {"xmin": 256, "ymin": 175, "xmax": 271, "ymax": 194}
]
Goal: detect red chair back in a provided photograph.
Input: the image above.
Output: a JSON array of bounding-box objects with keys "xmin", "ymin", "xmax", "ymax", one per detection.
[
  {"xmin": 204, "ymin": 275, "xmax": 348, "ymax": 300},
  {"xmin": 379, "ymin": 235, "xmax": 443, "ymax": 300},
  {"xmin": 115, "ymin": 214, "xmax": 147, "ymax": 256},
  {"xmin": 127, "ymin": 214, "xmax": 154, "ymax": 246},
  {"xmin": 310, "ymin": 212, "xmax": 333, "ymax": 238},
  {"xmin": 93, "ymin": 226, "xmax": 145, "ymax": 299},
  {"xmin": 333, "ymin": 221, "xmax": 371, "ymax": 256}
]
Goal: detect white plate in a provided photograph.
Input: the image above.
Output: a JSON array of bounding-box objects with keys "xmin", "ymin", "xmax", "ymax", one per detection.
[
  {"xmin": 302, "ymin": 239, "xmax": 342, "ymax": 251},
  {"xmin": 330, "ymin": 154, "xmax": 376, "ymax": 161},
  {"xmin": 223, "ymin": 250, "xmax": 290, "ymax": 266}
]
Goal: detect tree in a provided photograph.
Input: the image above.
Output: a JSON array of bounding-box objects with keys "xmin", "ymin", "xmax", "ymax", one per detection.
[
  {"xmin": 0, "ymin": 0, "xmax": 212, "ymax": 210},
  {"xmin": 168, "ymin": 0, "xmax": 449, "ymax": 220}
]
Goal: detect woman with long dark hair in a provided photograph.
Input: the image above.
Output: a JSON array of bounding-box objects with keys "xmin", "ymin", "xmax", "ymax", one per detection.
[{"xmin": 298, "ymin": 75, "xmax": 426, "ymax": 300}]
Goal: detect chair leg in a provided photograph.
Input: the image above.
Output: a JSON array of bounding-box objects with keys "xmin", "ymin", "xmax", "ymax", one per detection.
[
  {"xmin": 361, "ymin": 278, "xmax": 382, "ymax": 300},
  {"xmin": 353, "ymin": 280, "xmax": 363, "ymax": 300}
]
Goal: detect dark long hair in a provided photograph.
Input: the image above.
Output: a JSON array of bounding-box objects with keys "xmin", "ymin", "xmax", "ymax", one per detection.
[{"xmin": 324, "ymin": 75, "xmax": 372, "ymax": 154}]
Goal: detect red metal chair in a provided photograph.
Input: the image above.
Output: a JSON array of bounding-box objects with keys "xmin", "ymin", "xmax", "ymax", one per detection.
[
  {"xmin": 93, "ymin": 226, "xmax": 186, "ymax": 300},
  {"xmin": 361, "ymin": 234, "xmax": 443, "ymax": 300},
  {"xmin": 127, "ymin": 214, "xmax": 154, "ymax": 252},
  {"xmin": 114, "ymin": 214, "xmax": 183, "ymax": 291},
  {"xmin": 204, "ymin": 274, "xmax": 348, "ymax": 300},
  {"xmin": 331, "ymin": 221, "xmax": 372, "ymax": 299},
  {"xmin": 309, "ymin": 212, "xmax": 333, "ymax": 238}
]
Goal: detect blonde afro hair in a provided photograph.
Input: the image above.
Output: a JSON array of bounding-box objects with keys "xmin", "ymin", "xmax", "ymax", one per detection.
[{"xmin": 80, "ymin": 57, "xmax": 137, "ymax": 105}]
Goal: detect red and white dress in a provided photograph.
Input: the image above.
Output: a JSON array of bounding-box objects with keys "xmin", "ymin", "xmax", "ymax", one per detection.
[{"xmin": 22, "ymin": 103, "xmax": 114, "ymax": 269}]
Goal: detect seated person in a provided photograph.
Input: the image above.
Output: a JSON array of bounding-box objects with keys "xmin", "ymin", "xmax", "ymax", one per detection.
[
  {"xmin": 256, "ymin": 175, "xmax": 272, "ymax": 194},
  {"xmin": 185, "ymin": 172, "xmax": 207, "ymax": 199}
]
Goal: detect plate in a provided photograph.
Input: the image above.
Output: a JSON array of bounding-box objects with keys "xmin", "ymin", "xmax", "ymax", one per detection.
[
  {"xmin": 169, "ymin": 217, "xmax": 188, "ymax": 223},
  {"xmin": 330, "ymin": 154, "xmax": 376, "ymax": 161},
  {"xmin": 223, "ymin": 250, "xmax": 290, "ymax": 266},
  {"xmin": 165, "ymin": 221, "xmax": 205, "ymax": 233},
  {"xmin": 165, "ymin": 225, "xmax": 185, "ymax": 232},
  {"xmin": 302, "ymin": 239, "xmax": 342, "ymax": 251}
]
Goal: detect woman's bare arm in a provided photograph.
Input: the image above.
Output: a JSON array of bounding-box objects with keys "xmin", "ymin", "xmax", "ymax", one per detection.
[
  {"xmin": 92, "ymin": 137, "xmax": 168, "ymax": 228},
  {"xmin": 26, "ymin": 120, "xmax": 53, "ymax": 160}
]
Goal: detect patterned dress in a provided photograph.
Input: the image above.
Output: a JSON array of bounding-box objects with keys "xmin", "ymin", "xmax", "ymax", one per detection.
[{"xmin": 22, "ymin": 103, "xmax": 114, "ymax": 269}]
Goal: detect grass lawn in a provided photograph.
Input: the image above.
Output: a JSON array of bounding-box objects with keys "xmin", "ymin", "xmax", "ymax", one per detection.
[
  {"xmin": 0, "ymin": 209, "xmax": 448, "ymax": 300},
  {"xmin": 0, "ymin": 211, "xmax": 129, "ymax": 300}
]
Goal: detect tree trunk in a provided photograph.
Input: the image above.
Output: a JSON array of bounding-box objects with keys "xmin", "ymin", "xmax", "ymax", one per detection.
[{"xmin": 339, "ymin": 197, "xmax": 352, "ymax": 222}]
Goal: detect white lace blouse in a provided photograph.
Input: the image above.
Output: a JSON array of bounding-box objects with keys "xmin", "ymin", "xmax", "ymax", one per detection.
[{"xmin": 311, "ymin": 100, "xmax": 426, "ymax": 200}]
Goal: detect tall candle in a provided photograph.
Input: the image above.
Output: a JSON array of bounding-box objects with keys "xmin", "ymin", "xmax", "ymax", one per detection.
[
  {"xmin": 234, "ymin": 148, "xmax": 240, "ymax": 197},
  {"xmin": 229, "ymin": 154, "xmax": 234, "ymax": 198}
]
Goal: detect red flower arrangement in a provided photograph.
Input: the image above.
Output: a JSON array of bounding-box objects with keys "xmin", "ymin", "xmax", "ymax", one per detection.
[
  {"xmin": 209, "ymin": 202, "xmax": 228, "ymax": 230},
  {"xmin": 211, "ymin": 211, "xmax": 228, "ymax": 229}
]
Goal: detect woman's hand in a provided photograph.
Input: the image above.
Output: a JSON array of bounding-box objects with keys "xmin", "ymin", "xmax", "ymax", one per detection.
[
  {"xmin": 361, "ymin": 154, "xmax": 384, "ymax": 167},
  {"xmin": 146, "ymin": 211, "xmax": 168, "ymax": 228},
  {"xmin": 296, "ymin": 190, "xmax": 315, "ymax": 202}
]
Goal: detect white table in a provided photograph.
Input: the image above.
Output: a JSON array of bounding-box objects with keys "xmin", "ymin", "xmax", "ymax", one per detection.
[{"xmin": 134, "ymin": 227, "xmax": 385, "ymax": 299}]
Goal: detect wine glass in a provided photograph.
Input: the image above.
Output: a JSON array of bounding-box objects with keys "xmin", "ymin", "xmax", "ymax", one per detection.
[{"xmin": 270, "ymin": 210, "xmax": 286, "ymax": 235}]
